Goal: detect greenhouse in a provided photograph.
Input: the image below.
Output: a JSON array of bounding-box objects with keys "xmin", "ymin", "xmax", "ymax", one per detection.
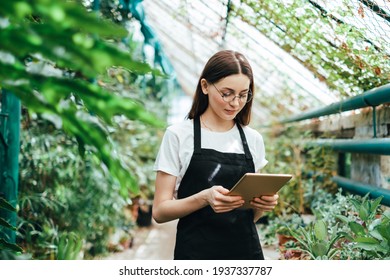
[{"xmin": 1, "ymin": 0, "xmax": 389, "ymax": 264}]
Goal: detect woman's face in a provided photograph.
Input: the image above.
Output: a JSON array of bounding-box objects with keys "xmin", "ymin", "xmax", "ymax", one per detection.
[{"xmin": 202, "ymin": 74, "xmax": 250, "ymax": 121}]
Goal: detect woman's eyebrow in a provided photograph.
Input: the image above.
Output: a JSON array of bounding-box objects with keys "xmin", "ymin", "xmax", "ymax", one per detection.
[{"xmin": 220, "ymin": 87, "xmax": 250, "ymax": 93}]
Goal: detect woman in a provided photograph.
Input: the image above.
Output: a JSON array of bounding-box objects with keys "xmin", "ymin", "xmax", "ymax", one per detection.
[{"xmin": 153, "ymin": 50, "xmax": 278, "ymax": 260}]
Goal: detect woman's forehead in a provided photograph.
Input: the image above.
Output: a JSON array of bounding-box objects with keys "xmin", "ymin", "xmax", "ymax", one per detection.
[{"xmin": 217, "ymin": 74, "xmax": 250, "ymax": 88}]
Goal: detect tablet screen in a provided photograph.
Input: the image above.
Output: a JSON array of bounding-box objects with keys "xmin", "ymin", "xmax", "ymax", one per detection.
[{"xmin": 228, "ymin": 173, "xmax": 293, "ymax": 209}]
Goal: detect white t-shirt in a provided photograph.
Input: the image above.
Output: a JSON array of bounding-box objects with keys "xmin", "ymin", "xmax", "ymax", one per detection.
[{"xmin": 154, "ymin": 119, "xmax": 268, "ymax": 195}]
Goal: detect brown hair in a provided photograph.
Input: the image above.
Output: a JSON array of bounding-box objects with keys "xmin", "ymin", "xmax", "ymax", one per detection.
[{"xmin": 187, "ymin": 50, "xmax": 254, "ymax": 125}]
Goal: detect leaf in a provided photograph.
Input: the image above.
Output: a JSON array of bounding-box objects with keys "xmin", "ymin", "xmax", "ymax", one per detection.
[
  {"xmin": 369, "ymin": 196, "xmax": 383, "ymax": 217},
  {"xmin": 0, "ymin": 238, "xmax": 24, "ymax": 253},
  {"xmin": 287, "ymin": 226, "xmax": 308, "ymax": 250},
  {"xmin": 312, "ymin": 241, "xmax": 328, "ymax": 257},
  {"xmin": 359, "ymin": 205, "xmax": 369, "ymax": 222},
  {"xmin": 0, "ymin": 197, "xmax": 16, "ymax": 212},
  {"xmin": 335, "ymin": 214, "xmax": 349, "ymax": 224},
  {"xmin": 314, "ymin": 220, "xmax": 327, "ymax": 241},
  {"xmin": 338, "ymin": 231, "xmax": 354, "ymax": 242},
  {"xmin": 354, "ymin": 236, "xmax": 378, "ymax": 244},
  {"xmin": 370, "ymin": 229, "xmax": 384, "ymax": 241},
  {"xmin": 0, "ymin": 217, "xmax": 17, "ymax": 231},
  {"xmin": 327, "ymin": 248, "xmax": 339, "ymax": 260},
  {"xmin": 376, "ymin": 223, "xmax": 390, "ymax": 241},
  {"xmin": 353, "ymin": 239, "xmax": 383, "ymax": 252},
  {"xmin": 57, "ymin": 234, "xmax": 67, "ymax": 260},
  {"xmin": 349, "ymin": 221, "xmax": 366, "ymax": 236},
  {"xmin": 349, "ymin": 198, "xmax": 362, "ymax": 212}
]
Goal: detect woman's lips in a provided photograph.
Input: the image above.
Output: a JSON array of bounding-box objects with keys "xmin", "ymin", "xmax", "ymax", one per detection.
[{"xmin": 224, "ymin": 109, "xmax": 237, "ymax": 115}]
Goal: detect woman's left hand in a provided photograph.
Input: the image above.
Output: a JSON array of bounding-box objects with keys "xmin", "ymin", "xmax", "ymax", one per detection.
[{"xmin": 250, "ymin": 194, "xmax": 279, "ymax": 212}]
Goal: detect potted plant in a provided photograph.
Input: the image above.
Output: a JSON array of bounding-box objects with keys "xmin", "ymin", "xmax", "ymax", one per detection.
[{"xmin": 288, "ymin": 219, "xmax": 343, "ymax": 260}]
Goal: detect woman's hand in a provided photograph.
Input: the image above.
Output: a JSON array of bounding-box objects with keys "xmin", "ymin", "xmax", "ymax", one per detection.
[
  {"xmin": 250, "ymin": 194, "xmax": 279, "ymax": 212},
  {"xmin": 202, "ymin": 186, "xmax": 244, "ymax": 213}
]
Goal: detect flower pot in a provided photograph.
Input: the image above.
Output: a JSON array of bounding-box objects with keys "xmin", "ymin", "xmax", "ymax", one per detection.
[
  {"xmin": 282, "ymin": 249, "xmax": 302, "ymax": 260},
  {"xmin": 136, "ymin": 203, "xmax": 153, "ymax": 227}
]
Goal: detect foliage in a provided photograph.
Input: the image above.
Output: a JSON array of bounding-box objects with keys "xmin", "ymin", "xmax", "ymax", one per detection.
[
  {"xmin": 262, "ymin": 125, "xmax": 337, "ymax": 215},
  {"xmin": 288, "ymin": 219, "xmax": 343, "ymax": 260},
  {"xmin": 274, "ymin": 213, "xmax": 306, "ymax": 236},
  {"xmin": 56, "ymin": 232, "xmax": 83, "ymax": 260},
  {"xmin": 0, "ymin": 197, "xmax": 23, "ymax": 254},
  {"xmin": 337, "ymin": 195, "xmax": 390, "ymax": 259},
  {"xmin": 17, "ymin": 119, "xmax": 131, "ymax": 259},
  {"xmin": 233, "ymin": 0, "xmax": 389, "ymax": 97},
  {"xmin": 256, "ymin": 213, "xmax": 302, "ymax": 246},
  {"xmin": 310, "ymin": 188, "xmax": 355, "ymax": 236},
  {"xmin": 262, "ymin": 126, "xmax": 307, "ymax": 214},
  {"xmin": 294, "ymin": 189, "xmax": 388, "ymax": 260},
  {"xmin": 95, "ymin": 63, "xmax": 169, "ymax": 201},
  {"xmin": 0, "ymin": 0, "xmax": 164, "ymax": 197}
]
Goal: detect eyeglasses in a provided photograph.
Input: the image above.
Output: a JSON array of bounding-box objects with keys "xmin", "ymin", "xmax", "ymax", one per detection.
[{"xmin": 211, "ymin": 83, "xmax": 253, "ymax": 104}]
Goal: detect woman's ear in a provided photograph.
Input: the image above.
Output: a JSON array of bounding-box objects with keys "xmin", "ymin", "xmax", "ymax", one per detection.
[{"xmin": 200, "ymin": 78, "xmax": 209, "ymax": 95}]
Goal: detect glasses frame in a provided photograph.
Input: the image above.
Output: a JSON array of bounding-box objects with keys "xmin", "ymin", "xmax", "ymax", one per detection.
[{"xmin": 211, "ymin": 83, "xmax": 253, "ymax": 104}]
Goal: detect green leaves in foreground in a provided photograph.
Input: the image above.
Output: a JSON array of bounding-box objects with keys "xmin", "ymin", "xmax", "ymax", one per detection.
[{"xmin": 1, "ymin": 0, "xmax": 166, "ymax": 196}]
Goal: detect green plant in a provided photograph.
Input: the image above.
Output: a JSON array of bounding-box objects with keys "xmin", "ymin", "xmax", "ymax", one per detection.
[
  {"xmin": 311, "ymin": 188, "xmax": 357, "ymax": 236},
  {"xmin": 275, "ymin": 213, "xmax": 306, "ymax": 236},
  {"xmin": 288, "ymin": 219, "xmax": 343, "ymax": 260},
  {"xmin": 56, "ymin": 232, "xmax": 83, "ymax": 260},
  {"xmin": 337, "ymin": 196, "xmax": 389, "ymax": 259},
  {"xmin": 262, "ymin": 126, "xmax": 338, "ymax": 215},
  {"xmin": 0, "ymin": 197, "xmax": 23, "ymax": 254},
  {"xmin": 17, "ymin": 122, "xmax": 131, "ymax": 259}
]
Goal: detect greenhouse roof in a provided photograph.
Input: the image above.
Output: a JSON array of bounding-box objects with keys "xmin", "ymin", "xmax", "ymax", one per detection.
[{"xmin": 141, "ymin": 0, "xmax": 389, "ymax": 123}]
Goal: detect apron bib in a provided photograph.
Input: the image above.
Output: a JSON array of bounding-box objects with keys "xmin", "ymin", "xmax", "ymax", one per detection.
[{"xmin": 174, "ymin": 117, "xmax": 264, "ymax": 260}]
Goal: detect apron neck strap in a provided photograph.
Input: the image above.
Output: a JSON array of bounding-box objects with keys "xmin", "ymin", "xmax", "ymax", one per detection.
[
  {"xmin": 194, "ymin": 116, "xmax": 253, "ymax": 160},
  {"xmin": 236, "ymin": 122, "xmax": 253, "ymax": 160}
]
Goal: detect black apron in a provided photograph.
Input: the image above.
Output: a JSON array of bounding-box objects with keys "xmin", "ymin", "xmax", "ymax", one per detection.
[{"xmin": 174, "ymin": 117, "xmax": 264, "ymax": 260}]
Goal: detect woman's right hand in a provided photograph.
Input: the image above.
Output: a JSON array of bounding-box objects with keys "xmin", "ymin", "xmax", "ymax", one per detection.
[{"xmin": 202, "ymin": 186, "xmax": 244, "ymax": 213}]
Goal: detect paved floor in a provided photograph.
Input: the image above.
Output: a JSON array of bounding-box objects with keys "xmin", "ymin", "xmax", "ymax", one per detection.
[{"xmin": 104, "ymin": 219, "xmax": 280, "ymax": 260}]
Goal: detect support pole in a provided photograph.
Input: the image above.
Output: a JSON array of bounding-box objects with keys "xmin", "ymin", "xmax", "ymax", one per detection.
[{"xmin": 0, "ymin": 90, "xmax": 21, "ymax": 243}]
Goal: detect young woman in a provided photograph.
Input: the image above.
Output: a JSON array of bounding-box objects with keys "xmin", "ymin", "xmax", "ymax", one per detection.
[{"xmin": 153, "ymin": 50, "xmax": 278, "ymax": 260}]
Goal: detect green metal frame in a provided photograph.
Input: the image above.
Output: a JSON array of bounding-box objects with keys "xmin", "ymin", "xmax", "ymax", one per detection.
[
  {"xmin": 308, "ymin": 138, "xmax": 390, "ymax": 155},
  {"xmin": 282, "ymin": 83, "xmax": 390, "ymax": 124},
  {"xmin": 283, "ymin": 83, "xmax": 390, "ymax": 206},
  {"xmin": 333, "ymin": 176, "xmax": 390, "ymax": 207}
]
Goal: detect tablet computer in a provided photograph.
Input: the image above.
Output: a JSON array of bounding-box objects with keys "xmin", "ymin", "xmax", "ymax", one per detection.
[{"xmin": 228, "ymin": 173, "xmax": 293, "ymax": 209}]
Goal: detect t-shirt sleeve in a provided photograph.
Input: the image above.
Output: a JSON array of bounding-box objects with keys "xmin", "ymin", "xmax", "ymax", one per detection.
[
  {"xmin": 153, "ymin": 129, "xmax": 180, "ymax": 177},
  {"xmin": 254, "ymin": 132, "xmax": 268, "ymax": 171}
]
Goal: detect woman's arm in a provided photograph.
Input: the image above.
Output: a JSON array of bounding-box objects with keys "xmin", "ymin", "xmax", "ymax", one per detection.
[
  {"xmin": 250, "ymin": 194, "xmax": 279, "ymax": 223},
  {"xmin": 152, "ymin": 171, "xmax": 244, "ymax": 223}
]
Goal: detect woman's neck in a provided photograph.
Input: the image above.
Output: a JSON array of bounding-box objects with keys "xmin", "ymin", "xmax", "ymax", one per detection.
[{"xmin": 200, "ymin": 111, "xmax": 235, "ymax": 132}]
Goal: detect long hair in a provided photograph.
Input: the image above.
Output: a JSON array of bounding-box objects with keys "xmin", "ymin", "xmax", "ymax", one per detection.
[{"xmin": 187, "ymin": 50, "xmax": 254, "ymax": 126}]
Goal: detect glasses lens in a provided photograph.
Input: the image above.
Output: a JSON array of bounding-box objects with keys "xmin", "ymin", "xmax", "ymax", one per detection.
[{"xmin": 222, "ymin": 92, "xmax": 253, "ymax": 103}]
